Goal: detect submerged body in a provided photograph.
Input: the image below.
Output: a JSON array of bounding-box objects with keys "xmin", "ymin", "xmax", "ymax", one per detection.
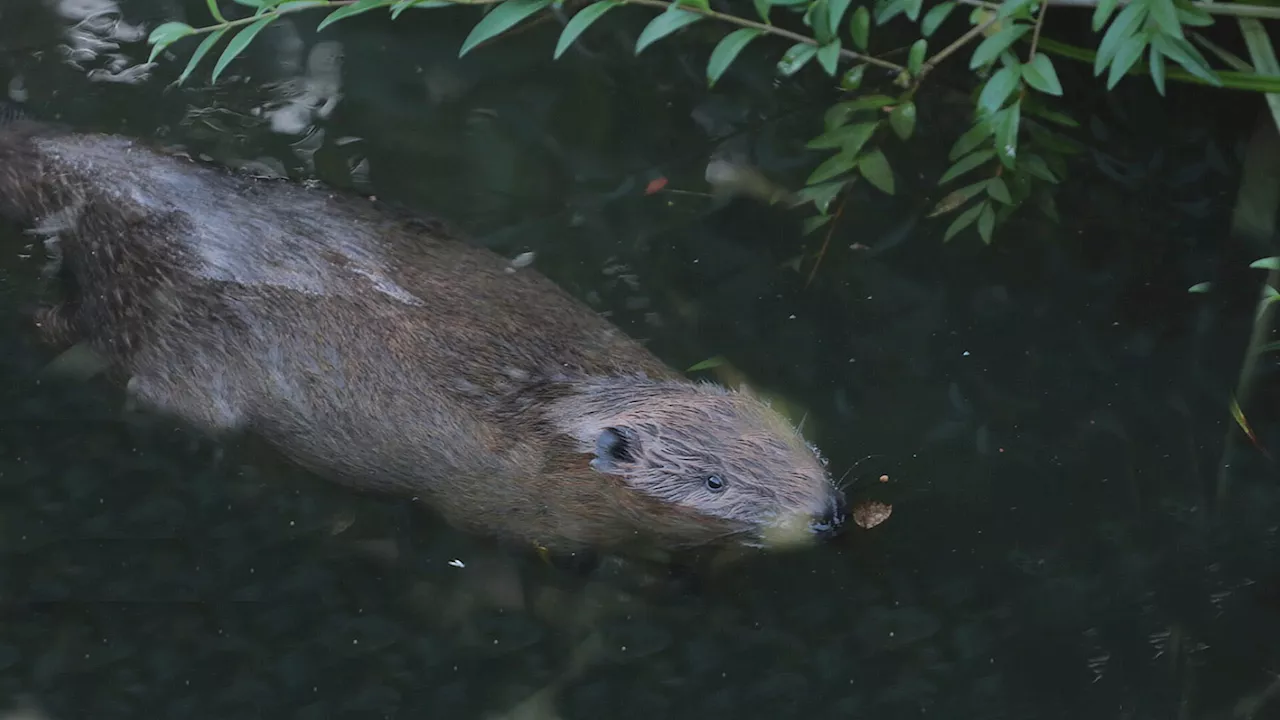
[{"xmin": 0, "ymin": 121, "xmax": 846, "ymax": 555}]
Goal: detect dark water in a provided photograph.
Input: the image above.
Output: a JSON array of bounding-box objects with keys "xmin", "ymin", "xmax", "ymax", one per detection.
[{"xmin": 1, "ymin": 1, "xmax": 1278, "ymax": 718}]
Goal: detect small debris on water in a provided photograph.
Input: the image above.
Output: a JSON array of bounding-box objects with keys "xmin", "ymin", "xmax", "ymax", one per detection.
[
  {"xmin": 853, "ymin": 500, "xmax": 892, "ymax": 529},
  {"xmin": 448, "ymin": 559, "xmax": 466, "ymax": 568},
  {"xmin": 645, "ymin": 177, "xmax": 668, "ymax": 195}
]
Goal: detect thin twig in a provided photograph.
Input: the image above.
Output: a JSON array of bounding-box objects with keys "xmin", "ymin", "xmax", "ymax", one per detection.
[
  {"xmin": 622, "ymin": 0, "xmax": 903, "ymax": 71},
  {"xmin": 914, "ymin": 12, "xmax": 1002, "ymax": 83},
  {"xmin": 1029, "ymin": 0, "xmax": 1049, "ymax": 60},
  {"xmin": 805, "ymin": 197, "xmax": 845, "ymax": 287}
]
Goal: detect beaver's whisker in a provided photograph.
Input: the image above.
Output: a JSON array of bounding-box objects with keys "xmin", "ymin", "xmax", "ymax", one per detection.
[{"xmin": 837, "ymin": 453, "xmax": 885, "ymax": 490}]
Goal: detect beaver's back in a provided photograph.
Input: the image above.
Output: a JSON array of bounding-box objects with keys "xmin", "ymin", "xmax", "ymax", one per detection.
[
  {"xmin": 0, "ymin": 123, "xmax": 677, "ymax": 511},
  {"xmin": 2, "ymin": 125, "xmax": 673, "ymax": 381}
]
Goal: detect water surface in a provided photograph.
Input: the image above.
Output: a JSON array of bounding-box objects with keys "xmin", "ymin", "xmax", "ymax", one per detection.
[{"xmin": 1, "ymin": 1, "xmax": 1278, "ymax": 718}]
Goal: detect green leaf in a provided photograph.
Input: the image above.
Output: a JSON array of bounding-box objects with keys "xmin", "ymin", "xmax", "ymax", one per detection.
[
  {"xmin": 977, "ymin": 202, "xmax": 995, "ymax": 243},
  {"xmin": 1005, "ymin": 169, "xmax": 1032, "ymax": 203},
  {"xmin": 1188, "ymin": 282, "xmax": 1212, "ymax": 293},
  {"xmin": 939, "ymin": 149, "xmax": 995, "ymax": 185},
  {"xmin": 1147, "ymin": 0, "xmax": 1182, "ymax": 39},
  {"xmin": 206, "ymin": 0, "xmax": 228, "ymax": 23},
  {"xmin": 931, "ymin": 179, "xmax": 989, "ymax": 214},
  {"xmin": 1021, "ymin": 54, "xmax": 1063, "ymax": 95},
  {"xmin": 921, "ymin": 1, "xmax": 955, "ymax": 37},
  {"xmin": 778, "ymin": 43, "xmax": 817, "ymax": 76},
  {"xmin": 986, "ymin": 177, "xmax": 1012, "ymax": 204},
  {"xmin": 907, "ymin": 38, "xmax": 927, "ymax": 76},
  {"xmin": 889, "ymin": 102, "xmax": 916, "ymax": 140},
  {"xmin": 460, "ymin": 0, "xmax": 552, "ymax": 56},
  {"xmin": 1149, "ymin": 45, "xmax": 1167, "ymax": 94},
  {"xmin": 635, "ymin": 7, "xmax": 702, "ymax": 54},
  {"xmin": 177, "ymin": 27, "xmax": 227, "ymax": 84},
  {"xmin": 1094, "ymin": 2, "xmax": 1147, "ymax": 76},
  {"xmin": 858, "ymin": 148, "xmax": 895, "ymax": 194},
  {"xmin": 275, "ymin": 1, "xmax": 333, "ymax": 10},
  {"xmin": 754, "ymin": 0, "xmax": 772, "ymax": 23},
  {"xmin": 147, "ymin": 21, "xmax": 195, "ymax": 62},
  {"xmin": 996, "ymin": 0, "xmax": 1037, "ymax": 20},
  {"xmin": 978, "ymin": 66, "xmax": 1020, "ymax": 114},
  {"xmin": 392, "ymin": 0, "xmax": 451, "ymax": 18},
  {"xmin": 795, "ymin": 180, "xmax": 848, "ymax": 214},
  {"xmin": 1251, "ymin": 256, "xmax": 1280, "ymax": 270},
  {"xmin": 970, "ymin": 23, "xmax": 1030, "ymax": 69},
  {"xmin": 317, "ymin": 0, "xmax": 388, "ymax": 32},
  {"xmin": 1153, "ymin": 34, "xmax": 1222, "ymax": 85},
  {"xmin": 816, "ymin": 40, "xmax": 841, "ymax": 75},
  {"xmin": 555, "ymin": 0, "xmax": 620, "ymax": 59},
  {"xmin": 1092, "ymin": 0, "xmax": 1119, "ymax": 31},
  {"xmin": 949, "ymin": 120, "xmax": 993, "ymax": 160},
  {"xmin": 210, "ymin": 16, "xmax": 274, "ymax": 83},
  {"xmin": 807, "ymin": 152, "xmax": 857, "ymax": 185},
  {"xmin": 841, "ymin": 64, "xmax": 866, "ymax": 89},
  {"xmin": 849, "ymin": 6, "xmax": 869, "ymax": 51},
  {"xmin": 829, "ymin": 94, "xmax": 896, "ymax": 116},
  {"xmin": 1174, "ymin": 0, "xmax": 1214, "ymax": 27},
  {"xmin": 826, "ymin": 0, "xmax": 853, "ymax": 37},
  {"xmin": 148, "ymin": 21, "xmax": 193, "ymax": 46},
  {"xmin": 803, "ymin": 214, "xmax": 833, "ymax": 235},
  {"xmin": 807, "ymin": 121, "xmax": 878, "ymax": 154},
  {"xmin": 1106, "ymin": 33, "xmax": 1148, "ymax": 89},
  {"xmin": 804, "ymin": 0, "xmax": 831, "ymax": 43},
  {"xmin": 875, "ymin": 0, "xmax": 908, "ymax": 25},
  {"xmin": 824, "ymin": 95, "xmax": 895, "ymax": 129},
  {"xmin": 1022, "ymin": 154, "xmax": 1058, "ymax": 182},
  {"xmin": 1195, "ymin": 28, "xmax": 1253, "ymax": 72},
  {"xmin": 1024, "ymin": 103, "xmax": 1078, "ymax": 127},
  {"xmin": 706, "ymin": 27, "xmax": 763, "ymax": 85},
  {"xmin": 904, "ymin": 0, "xmax": 924, "ymax": 22},
  {"xmin": 943, "ymin": 201, "xmax": 984, "ymax": 241},
  {"xmin": 687, "ymin": 355, "xmax": 726, "ymax": 371},
  {"xmin": 994, "ymin": 100, "xmax": 1020, "ymax": 168}
]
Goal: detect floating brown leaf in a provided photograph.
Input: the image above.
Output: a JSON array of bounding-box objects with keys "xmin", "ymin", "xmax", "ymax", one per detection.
[{"xmin": 853, "ymin": 500, "xmax": 893, "ymax": 529}]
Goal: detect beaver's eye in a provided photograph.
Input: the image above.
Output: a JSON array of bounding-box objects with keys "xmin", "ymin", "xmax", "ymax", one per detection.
[{"xmin": 705, "ymin": 474, "xmax": 726, "ymax": 492}]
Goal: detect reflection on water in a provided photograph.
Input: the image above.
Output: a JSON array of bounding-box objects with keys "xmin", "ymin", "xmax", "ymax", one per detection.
[{"xmin": 1, "ymin": 0, "xmax": 1278, "ymax": 718}]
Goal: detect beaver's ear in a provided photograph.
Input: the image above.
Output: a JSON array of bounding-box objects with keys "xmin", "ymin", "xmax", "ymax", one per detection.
[{"xmin": 589, "ymin": 426, "xmax": 635, "ymax": 473}]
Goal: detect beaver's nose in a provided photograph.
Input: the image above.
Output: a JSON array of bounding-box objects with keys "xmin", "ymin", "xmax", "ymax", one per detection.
[{"xmin": 808, "ymin": 493, "xmax": 848, "ymax": 538}]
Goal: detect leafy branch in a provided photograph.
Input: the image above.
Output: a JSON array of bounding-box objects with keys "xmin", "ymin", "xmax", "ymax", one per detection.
[
  {"xmin": 149, "ymin": 0, "xmax": 911, "ymax": 81},
  {"xmin": 145, "ymin": 0, "xmax": 1280, "ymax": 256}
]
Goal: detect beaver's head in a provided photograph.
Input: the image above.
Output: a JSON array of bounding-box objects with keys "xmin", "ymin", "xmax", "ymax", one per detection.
[{"xmin": 547, "ymin": 377, "xmax": 847, "ymax": 550}]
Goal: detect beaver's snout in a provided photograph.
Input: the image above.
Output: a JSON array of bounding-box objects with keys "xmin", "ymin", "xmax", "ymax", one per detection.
[{"xmin": 808, "ymin": 492, "xmax": 848, "ymax": 538}]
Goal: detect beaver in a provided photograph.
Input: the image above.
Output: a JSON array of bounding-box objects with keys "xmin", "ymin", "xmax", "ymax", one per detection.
[{"xmin": 0, "ymin": 118, "xmax": 848, "ymax": 557}]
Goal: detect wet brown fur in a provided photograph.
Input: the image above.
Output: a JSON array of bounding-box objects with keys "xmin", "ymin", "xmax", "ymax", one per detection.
[{"xmin": 0, "ymin": 121, "xmax": 844, "ymax": 556}]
